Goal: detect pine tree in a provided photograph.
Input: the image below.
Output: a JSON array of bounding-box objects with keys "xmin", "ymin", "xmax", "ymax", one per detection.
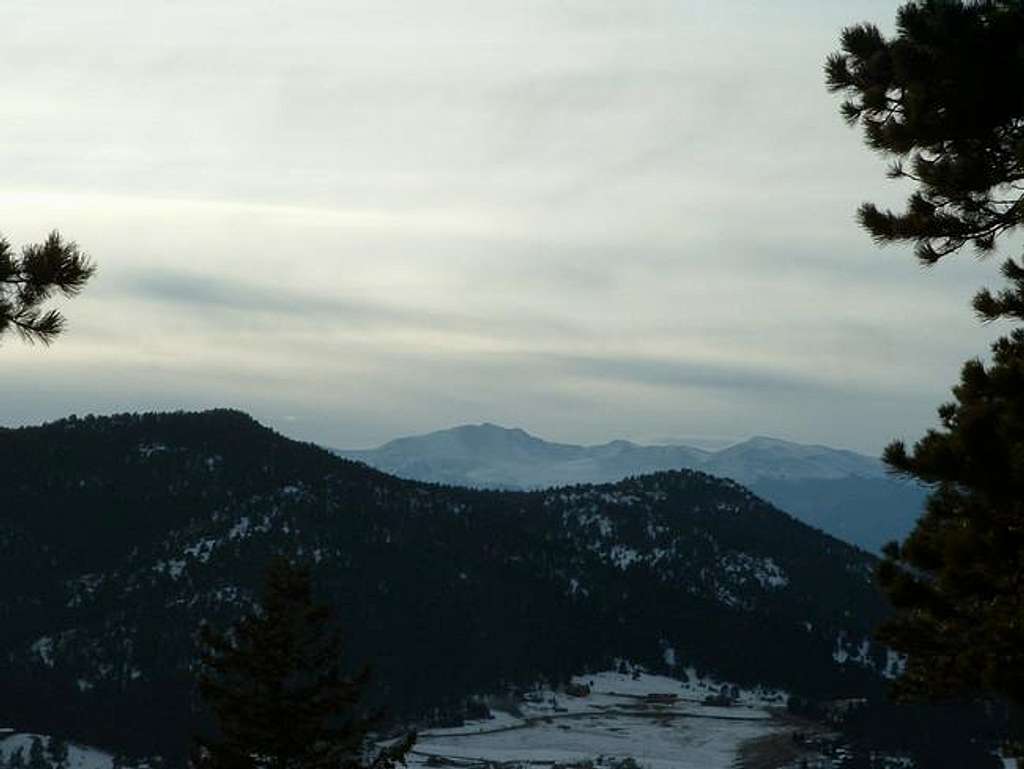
[
  {"xmin": 877, "ymin": 313, "xmax": 1024, "ymax": 705},
  {"xmin": 27, "ymin": 739, "xmax": 47, "ymax": 769},
  {"xmin": 826, "ymin": 0, "xmax": 1024, "ymax": 709},
  {"xmin": 0, "ymin": 230, "xmax": 96, "ymax": 345},
  {"xmin": 194, "ymin": 557, "xmax": 414, "ymax": 769},
  {"xmin": 825, "ymin": 0, "xmax": 1024, "ymax": 265},
  {"xmin": 46, "ymin": 738, "xmax": 68, "ymax": 769}
]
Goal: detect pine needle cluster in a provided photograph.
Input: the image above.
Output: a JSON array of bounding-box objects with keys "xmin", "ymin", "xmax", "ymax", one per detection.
[
  {"xmin": 0, "ymin": 230, "xmax": 96, "ymax": 345},
  {"xmin": 826, "ymin": 0, "xmax": 1024, "ymax": 264}
]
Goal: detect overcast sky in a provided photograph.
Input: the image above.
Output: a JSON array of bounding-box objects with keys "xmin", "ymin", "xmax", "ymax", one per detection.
[{"xmin": 0, "ymin": 0, "xmax": 1011, "ymax": 453}]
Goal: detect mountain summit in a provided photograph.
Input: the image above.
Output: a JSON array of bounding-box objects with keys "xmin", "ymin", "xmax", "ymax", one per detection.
[
  {"xmin": 705, "ymin": 435, "xmax": 885, "ymax": 483},
  {"xmin": 340, "ymin": 424, "xmax": 926, "ymax": 553}
]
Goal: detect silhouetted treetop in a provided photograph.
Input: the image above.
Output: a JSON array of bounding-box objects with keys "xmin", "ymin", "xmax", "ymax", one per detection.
[
  {"xmin": 0, "ymin": 230, "xmax": 96, "ymax": 344},
  {"xmin": 194, "ymin": 557, "xmax": 414, "ymax": 769},
  {"xmin": 826, "ymin": 0, "xmax": 1024, "ymax": 264}
]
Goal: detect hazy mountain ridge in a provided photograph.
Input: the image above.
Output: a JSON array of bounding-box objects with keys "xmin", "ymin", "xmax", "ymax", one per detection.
[
  {"xmin": 1, "ymin": 410, "xmax": 889, "ymax": 759},
  {"xmin": 340, "ymin": 424, "xmax": 927, "ymax": 552},
  {"xmin": 341, "ymin": 424, "xmax": 886, "ymax": 488}
]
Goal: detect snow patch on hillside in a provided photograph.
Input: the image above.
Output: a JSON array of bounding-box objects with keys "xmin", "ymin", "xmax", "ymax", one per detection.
[
  {"xmin": 30, "ymin": 637, "xmax": 55, "ymax": 668},
  {"xmin": 0, "ymin": 735, "xmax": 113, "ymax": 769},
  {"xmin": 721, "ymin": 553, "xmax": 789, "ymax": 589}
]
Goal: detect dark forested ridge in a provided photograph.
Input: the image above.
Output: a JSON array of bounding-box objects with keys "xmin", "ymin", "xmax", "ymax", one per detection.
[{"xmin": 1, "ymin": 410, "xmax": 890, "ymax": 758}]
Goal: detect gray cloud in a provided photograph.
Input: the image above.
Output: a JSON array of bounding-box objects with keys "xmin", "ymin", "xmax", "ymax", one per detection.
[
  {"xmin": 0, "ymin": 0, "xmax": 1006, "ymax": 454},
  {"xmin": 119, "ymin": 267, "xmax": 590, "ymax": 341}
]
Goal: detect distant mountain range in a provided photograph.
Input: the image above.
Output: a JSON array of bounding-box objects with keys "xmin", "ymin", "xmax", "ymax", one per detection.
[
  {"xmin": 339, "ymin": 424, "xmax": 928, "ymax": 553},
  {"xmin": 1, "ymin": 411, "xmax": 890, "ymax": 759}
]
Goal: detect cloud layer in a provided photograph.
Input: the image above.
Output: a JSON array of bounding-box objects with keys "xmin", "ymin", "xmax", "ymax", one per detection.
[{"xmin": 0, "ymin": 0, "xmax": 1008, "ymax": 453}]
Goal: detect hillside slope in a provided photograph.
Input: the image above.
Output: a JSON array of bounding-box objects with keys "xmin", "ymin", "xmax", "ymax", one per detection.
[{"xmin": 1, "ymin": 411, "xmax": 890, "ymax": 758}]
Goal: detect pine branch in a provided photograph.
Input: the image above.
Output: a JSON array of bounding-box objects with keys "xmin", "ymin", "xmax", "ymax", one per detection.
[{"xmin": 0, "ymin": 230, "xmax": 96, "ymax": 345}]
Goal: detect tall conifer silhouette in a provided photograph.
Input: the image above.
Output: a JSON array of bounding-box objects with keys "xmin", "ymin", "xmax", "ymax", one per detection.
[
  {"xmin": 827, "ymin": 0, "xmax": 1024, "ymax": 710},
  {"xmin": 194, "ymin": 557, "xmax": 414, "ymax": 769}
]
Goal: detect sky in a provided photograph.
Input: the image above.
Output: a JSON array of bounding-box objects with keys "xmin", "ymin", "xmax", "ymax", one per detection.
[{"xmin": 0, "ymin": 0, "xmax": 1012, "ymax": 454}]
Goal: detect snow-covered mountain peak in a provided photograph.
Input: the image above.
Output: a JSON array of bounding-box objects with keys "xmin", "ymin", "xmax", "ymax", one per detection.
[
  {"xmin": 337, "ymin": 425, "xmax": 918, "ymax": 552},
  {"xmin": 741, "ymin": 435, "xmax": 799, "ymax": 448},
  {"xmin": 342, "ymin": 426, "xmax": 885, "ymax": 488},
  {"xmin": 707, "ymin": 436, "xmax": 885, "ymax": 483}
]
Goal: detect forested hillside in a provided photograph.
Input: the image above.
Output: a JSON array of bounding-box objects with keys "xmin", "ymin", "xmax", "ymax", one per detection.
[{"xmin": 1, "ymin": 411, "xmax": 890, "ymax": 759}]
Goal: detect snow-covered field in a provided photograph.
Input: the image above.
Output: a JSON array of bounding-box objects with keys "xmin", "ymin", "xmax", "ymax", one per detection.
[
  {"xmin": 410, "ymin": 670, "xmax": 791, "ymax": 769},
  {"xmin": 0, "ymin": 671, "xmax": 803, "ymax": 769},
  {"xmin": 412, "ymin": 713, "xmax": 773, "ymax": 769},
  {"xmin": 0, "ymin": 734, "xmax": 113, "ymax": 769}
]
